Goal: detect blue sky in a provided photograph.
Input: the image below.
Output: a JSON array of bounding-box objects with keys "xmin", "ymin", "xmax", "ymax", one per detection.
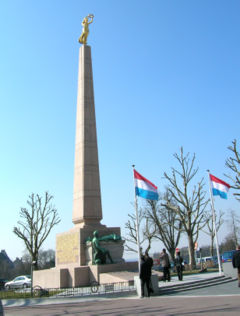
[{"xmin": 0, "ymin": 0, "xmax": 239, "ymax": 260}]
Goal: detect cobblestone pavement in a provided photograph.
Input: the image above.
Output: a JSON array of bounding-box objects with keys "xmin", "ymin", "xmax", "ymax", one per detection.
[{"xmin": 3, "ymin": 295, "xmax": 240, "ymax": 316}]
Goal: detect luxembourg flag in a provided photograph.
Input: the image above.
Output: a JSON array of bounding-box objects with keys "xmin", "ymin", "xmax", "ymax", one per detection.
[
  {"xmin": 134, "ymin": 169, "xmax": 159, "ymax": 201},
  {"xmin": 209, "ymin": 174, "xmax": 230, "ymax": 199}
]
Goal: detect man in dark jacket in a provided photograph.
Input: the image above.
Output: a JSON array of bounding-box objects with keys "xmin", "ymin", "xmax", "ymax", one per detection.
[
  {"xmin": 140, "ymin": 251, "xmax": 153, "ymax": 297},
  {"xmin": 232, "ymin": 245, "xmax": 240, "ymax": 287},
  {"xmin": 144, "ymin": 251, "xmax": 153, "ymax": 269},
  {"xmin": 175, "ymin": 251, "xmax": 184, "ymax": 281}
]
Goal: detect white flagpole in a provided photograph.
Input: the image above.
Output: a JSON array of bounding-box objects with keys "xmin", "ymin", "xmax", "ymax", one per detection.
[
  {"xmin": 207, "ymin": 170, "xmax": 222, "ymax": 275},
  {"xmin": 132, "ymin": 165, "xmax": 142, "ymax": 275}
]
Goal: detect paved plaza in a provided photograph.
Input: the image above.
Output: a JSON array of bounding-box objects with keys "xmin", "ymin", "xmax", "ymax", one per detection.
[
  {"xmin": 2, "ymin": 273, "xmax": 240, "ymax": 316},
  {"xmin": 3, "ymin": 295, "xmax": 240, "ymax": 316}
]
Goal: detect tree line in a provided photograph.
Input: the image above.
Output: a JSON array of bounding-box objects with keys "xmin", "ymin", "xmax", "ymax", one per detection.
[
  {"xmin": 125, "ymin": 139, "xmax": 240, "ymax": 269},
  {"xmin": 0, "ymin": 249, "xmax": 55, "ymax": 280},
  {"xmin": 6, "ymin": 139, "xmax": 240, "ymax": 273}
]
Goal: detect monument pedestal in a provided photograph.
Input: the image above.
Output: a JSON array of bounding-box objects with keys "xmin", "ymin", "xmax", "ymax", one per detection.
[
  {"xmin": 33, "ymin": 261, "xmax": 138, "ymax": 288},
  {"xmin": 33, "ymin": 225, "xmax": 127, "ymax": 288}
]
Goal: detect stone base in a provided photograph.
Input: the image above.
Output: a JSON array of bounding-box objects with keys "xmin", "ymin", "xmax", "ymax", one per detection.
[
  {"xmin": 99, "ymin": 266, "xmax": 139, "ymax": 284},
  {"xmin": 134, "ymin": 275, "xmax": 159, "ymax": 297},
  {"xmin": 89, "ymin": 261, "xmax": 138, "ymax": 284},
  {"xmin": 33, "ymin": 266, "xmax": 90, "ymax": 288},
  {"xmin": 33, "ymin": 223, "xmax": 134, "ymax": 289},
  {"xmin": 33, "ymin": 262, "xmax": 138, "ymax": 289}
]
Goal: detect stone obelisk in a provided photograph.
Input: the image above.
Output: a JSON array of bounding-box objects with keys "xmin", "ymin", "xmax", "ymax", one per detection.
[
  {"xmin": 55, "ymin": 16, "xmax": 120, "ymax": 268},
  {"xmin": 72, "ymin": 44, "xmax": 103, "ymax": 227},
  {"xmin": 33, "ymin": 16, "xmax": 136, "ymax": 288}
]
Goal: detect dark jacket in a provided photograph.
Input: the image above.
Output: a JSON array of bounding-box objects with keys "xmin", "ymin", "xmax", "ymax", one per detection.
[
  {"xmin": 145, "ymin": 256, "xmax": 153, "ymax": 269},
  {"xmin": 232, "ymin": 250, "xmax": 240, "ymax": 268},
  {"xmin": 140, "ymin": 256, "xmax": 153, "ymax": 280},
  {"xmin": 175, "ymin": 255, "xmax": 183, "ymax": 267}
]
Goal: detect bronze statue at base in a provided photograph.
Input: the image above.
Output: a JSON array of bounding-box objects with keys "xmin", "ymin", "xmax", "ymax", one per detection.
[{"xmin": 88, "ymin": 230, "xmax": 121, "ymax": 265}]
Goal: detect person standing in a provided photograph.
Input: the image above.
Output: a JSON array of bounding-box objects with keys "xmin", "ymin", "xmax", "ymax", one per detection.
[
  {"xmin": 175, "ymin": 251, "xmax": 184, "ymax": 281},
  {"xmin": 232, "ymin": 245, "xmax": 240, "ymax": 287},
  {"xmin": 140, "ymin": 251, "xmax": 153, "ymax": 297},
  {"xmin": 159, "ymin": 249, "xmax": 171, "ymax": 282},
  {"xmin": 144, "ymin": 251, "xmax": 154, "ymax": 293}
]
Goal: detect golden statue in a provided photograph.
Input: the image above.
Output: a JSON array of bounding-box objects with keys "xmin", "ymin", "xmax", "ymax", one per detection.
[{"xmin": 78, "ymin": 14, "xmax": 94, "ymax": 45}]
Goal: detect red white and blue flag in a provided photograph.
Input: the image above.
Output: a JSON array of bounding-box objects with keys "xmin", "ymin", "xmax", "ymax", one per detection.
[
  {"xmin": 209, "ymin": 174, "xmax": 230, "ymax": 199},
  {"xmin": 134, "ymin": 169, "xmax": 158, "ymax": 201}
]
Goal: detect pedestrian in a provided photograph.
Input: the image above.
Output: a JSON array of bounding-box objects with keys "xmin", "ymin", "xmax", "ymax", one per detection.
[
  {"xmin": 159, "ymin": 248, "xmax": 171, "ymax": 282},
  {"xmin": 175, "ymin": 251, "xmax": 184, "ymax": 281},
  {"xmin": 144, "ymin": 251, "xmax": 154, "ymax": 294},
  {"xmin": 232, "ymin": 245, "xmax": 240, "ymax": 287},
  {"xmin": 140, "ymin": 251, "xmax": 152, "ymax": 297}
]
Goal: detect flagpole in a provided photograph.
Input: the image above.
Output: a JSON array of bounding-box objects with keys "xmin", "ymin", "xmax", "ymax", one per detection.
[
  {"xmin": 207, "ymin": 170, "xmax": 222, "ymax": 275},
  {"xmin": 132, "ymin": 165, "xmax": 142, "ymax": 275}
]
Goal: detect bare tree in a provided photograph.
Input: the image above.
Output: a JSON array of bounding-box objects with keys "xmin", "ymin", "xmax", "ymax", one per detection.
[
  {"xmin": 13, "ymin": 192, "xmax": 60, "ymax": 269},
  {"xmin": 0, "ymin": 260, "xmax": 12, "ymax": 279},
  {"xmin": 220, "ymin": 233, "xmax": 236, "ymax": 252},
  {"xmin": 38, "ymin": 249, "xmax": 55, "ymax": 269},
  {"xmin": 125, "ymin": 207, "xmax": 156, "ymax": 254},
  {"xmin": 225, "ymin": 139, "xmax": 240, "ymax": 201},
  {"xmin": 164, "ymin": 147, "xmax": 209, "ymax": 269},
  {"xmin": 22, "ymin": 248, "xmax": 55, "ymax": 269},
  {"xmin": 203, "ymin": 210, "xmax": 224, "ymax": 256},
  {"xmin": 145, "ymin": 189, "xmax": 182, "ymax": 260},
  {"xmin": 227, "ymin": 210, "xmax": 240, "ymax": 247}
]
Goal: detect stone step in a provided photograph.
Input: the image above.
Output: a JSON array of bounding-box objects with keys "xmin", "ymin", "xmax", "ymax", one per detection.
[
  {"xmin": 159, "ymin": 275, "xmax": 226, "ymax": 290},
  {"xmin": 157, "ymin": 276, "xmax": 236, "ymax": 295}
]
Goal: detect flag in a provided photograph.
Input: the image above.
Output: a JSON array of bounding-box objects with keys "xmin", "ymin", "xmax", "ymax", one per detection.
[
  {"xmin": 209, "ymin": 174, "xmax": 230, "ymax": 199},
  {"xmin": 134, "ymin": 169, "xmax": 158, "ymax": 200}
]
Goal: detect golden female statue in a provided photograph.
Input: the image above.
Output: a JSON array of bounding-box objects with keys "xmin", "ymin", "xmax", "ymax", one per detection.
[{"xmin": 78, "ymin": 14, "xmax": 94, "ymax": 45}]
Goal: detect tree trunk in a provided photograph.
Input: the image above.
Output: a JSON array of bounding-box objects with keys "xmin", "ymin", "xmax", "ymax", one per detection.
[
  {"xmin": 32, "ymin": 252, "xmax": 39, "ymax": 270},
  {"xmin": 187, "ymin": 234, "xmax": 196, "ymax": 270},
  {"xmin": 169, "ymin": 249, "xmax": 175, "ymax": 262}
]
